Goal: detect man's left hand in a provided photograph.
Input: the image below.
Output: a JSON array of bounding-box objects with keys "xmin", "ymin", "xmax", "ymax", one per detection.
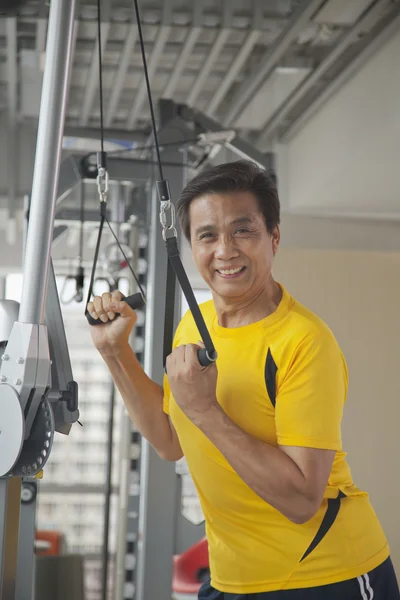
[{"xmin": 166, "ymin": 343, "xmax": 219, "ymax": 426}]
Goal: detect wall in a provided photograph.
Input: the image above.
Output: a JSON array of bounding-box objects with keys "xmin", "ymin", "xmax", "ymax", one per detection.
[
  {"xmin": 284, "ymin": 27, "xmax": 400, "ymax": 217},
  {"xmin": 274, "ymin": 247, "xmax": 400, "ymax": 576}
]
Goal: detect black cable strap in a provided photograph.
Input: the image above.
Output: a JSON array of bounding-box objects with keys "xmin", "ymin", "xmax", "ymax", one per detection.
[
  {"xmin": 85, "ymin": 213, "xmax": 106, "ymax": 310},
  {"xmin": 165, "ymin": 238, "xmax": 217, "ymax": 364},
  {"xmin": 163, "ymin": 258, "xmax": 176, "ymax": 367}
]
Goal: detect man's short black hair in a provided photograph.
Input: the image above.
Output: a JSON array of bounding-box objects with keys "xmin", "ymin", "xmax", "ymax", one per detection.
[{"xmin": 176, "ymin": 160, "xmax": 280, "ymax": 240}]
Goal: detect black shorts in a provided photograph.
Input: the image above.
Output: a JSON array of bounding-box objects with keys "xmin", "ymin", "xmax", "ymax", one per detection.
[{"xmin": 198, "ymin": 557, "xmax": 400, "ymax": 600}]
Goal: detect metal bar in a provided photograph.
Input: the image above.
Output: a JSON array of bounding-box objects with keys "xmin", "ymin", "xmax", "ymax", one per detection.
[
  {"xmin": 15, "ymin": 482, "xmax": 37, "ymax": 600},
  {"xmin": 101, "ymin": 383, "xmax": 116, "ymax": 600},
  {"xmin": 223, "ymin": 0, "xmax": 325, "ymax": 125},
  {"xmin": 135, "ymin": 115, "xmax": 188, "ymax": 600},
  {"xmin": 0, "ymin": 478, "xmax": 22, "ymax": 600},
  {"xmin": 208, "ymin": 25, "xmax": 261, "ymax": 116},
  {"xmin": 114, "ymin": 226, "xmax": 142, "ymax": 600},
  {"xmin": 187, "ymin": 1, "xmax": 231, "ymax": 107},
  {"xmin": 46, "ymin": 260, "xmax": 79, "ymax": 434},
  {"xmin": 39, "ymin": 483, "xmax": 119, "ymax": 494},
  {"xmin": 79, "ymin": 21, "xmax": 110, "ymax": 127},
  {"xmin": 6, "ymin": 18, "xmax": 17, "ymax": 220},
  {"xmin": 63, "ymin": 125, "xmax": 149, "ymax": 144},
  {"xmin": 105, "ymin": 26, "xmax": 138, "ymax": 128},
  {"xmin": 114, "ymin": 412, "xmax": 135, "ymax": 600},
  {"xmin": 127, "ymin": 0, "xmax": 172, "ymax": 130},
  {"xmin": 162, "ymin": 3, "xmax": 203, "ymax": 99},
  {"xmin": 19, "ymin": 0, "xmax": 77, "ymax": 325},
  {"xmin": 281, "ymin": 5, "xmax": 400, "ymax": 142},
  {"xmin": 257, "ymin": 0, "xmax": 390, "ymax": 145}
]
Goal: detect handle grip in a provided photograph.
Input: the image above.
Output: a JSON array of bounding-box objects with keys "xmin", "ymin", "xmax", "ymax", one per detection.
[
  {"xmin": 197, "ymin": 348, "xmax": 218, "ymax": 367},
  {"xmin": 86, "ymin": 293, "xmax": 145, "ymax": 326}
]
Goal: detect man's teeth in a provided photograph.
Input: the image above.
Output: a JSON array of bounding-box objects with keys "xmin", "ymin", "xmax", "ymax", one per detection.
[{"xmin": 218, "ymin": 268, "xmax": 243, "ymax": 275}]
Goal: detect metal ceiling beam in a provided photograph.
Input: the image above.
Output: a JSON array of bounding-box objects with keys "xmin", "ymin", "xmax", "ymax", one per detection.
[
  {"xmin": 105, "ymin": 26, "xmax": 138, "ymax": 128},
  {"xmin": 281, "ymin": 2, "xmax": 400, "ymax": 142},
  {"xmin": 79, "ymin": 18, "xmax": 110, "ymax": 127},
  {"xmin": 64, "ymin": 125, "xmax": 149, "ymax": 144},
  {"xmin": 127, "ymin": 0, "xmax": 172, "ymax": 130},
  {"xmin": 223, "ymin": 0, "xmax": 325, "ymax": 126},
  {"xmin": 257, "ymin": 0, "xmax": 391, "ymax": 146},
  {"xmin": 208, "ymin": 0, "xmax": 263, "ymax": 117},
  {"xmin": 186, "ymin": 1, "xmax": 232, "ymax": 107},
  {"xmin": 6, "ymin": 17, "xmax": 17, "ymax": 221},
  {"xmin": 162, "ymin": 3, "xmax": 203, "ymax": 100}
]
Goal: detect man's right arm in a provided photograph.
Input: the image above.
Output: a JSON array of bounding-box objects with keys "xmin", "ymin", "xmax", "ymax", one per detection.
[
  {"xmin": 102, "ymin": 343, "xmax": 183, "ymax": 461},
  {"xmin": 87, "ymin": 291, "xmax": 183, "ymax": 461}
]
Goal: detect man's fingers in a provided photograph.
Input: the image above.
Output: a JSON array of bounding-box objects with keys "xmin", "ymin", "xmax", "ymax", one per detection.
[
  {"xmin": 185, "ymin": 343, "xmax": 205, "ymax": 365},
  {"xmin": 108, "ymin": 300, "xmax": 136, "ymax": 320},
  {"xmin": 87, "ymin": 301, "xmax": 98, "ymax": 320},
  {"xmin": 111, "ymin": 289, "xmax": 124, "ymax": 303},
  {"xmin": 93, "ymin": 296, "xmax": 108, "ymax": 323},
  {"xmin": 102, "ymin": 293, "xmax": 116, "ymax": 321}
]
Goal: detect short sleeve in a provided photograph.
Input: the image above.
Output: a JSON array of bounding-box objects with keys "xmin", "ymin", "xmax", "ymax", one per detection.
[{"xmin": 275, "ymin": 330, "xmax": 348, "ymax": 451}]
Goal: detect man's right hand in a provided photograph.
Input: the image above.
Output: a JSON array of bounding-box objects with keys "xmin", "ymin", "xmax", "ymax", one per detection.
[{"xmin": 87, "ymin": 290, "xmax": 137, "ymax": 356}]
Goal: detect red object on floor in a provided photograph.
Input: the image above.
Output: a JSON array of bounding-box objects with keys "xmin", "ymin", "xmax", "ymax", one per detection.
[
  {"xmin": 172, "ymin": 537, "xmax": 209, "ymax": 594},
  {"xmin": 35, "ymin": 530, "xmax": 64, "ymax": 556}
]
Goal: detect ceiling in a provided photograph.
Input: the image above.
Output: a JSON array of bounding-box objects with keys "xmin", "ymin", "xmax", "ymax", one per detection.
[{"xmin": 1, "ymin": 0, "xmax": 399, "ymax": 151}]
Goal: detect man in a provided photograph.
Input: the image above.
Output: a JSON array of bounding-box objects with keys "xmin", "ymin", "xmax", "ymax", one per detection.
[{"xmin": 88, "ymin": 160, "xmax": 398, "ymax": 599}]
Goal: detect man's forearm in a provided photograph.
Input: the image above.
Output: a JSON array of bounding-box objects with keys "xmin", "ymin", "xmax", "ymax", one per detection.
[
  {"xmin": 101, "ymin": 344, "xmax": 180, "ymax": 460},
  {"xmin": 196, "ymin": 405, "xmax": 319, "ymax": 523}
]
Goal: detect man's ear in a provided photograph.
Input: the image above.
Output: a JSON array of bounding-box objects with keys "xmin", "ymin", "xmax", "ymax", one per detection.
[{"xmin": 272, "ymin": 225, "xmax": 280, "ymax": 256}]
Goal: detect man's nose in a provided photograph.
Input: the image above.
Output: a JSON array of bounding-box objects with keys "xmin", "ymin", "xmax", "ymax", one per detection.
[{"xmin": 214, "ymin": 237, "xmax": 239, "ymax": 260}]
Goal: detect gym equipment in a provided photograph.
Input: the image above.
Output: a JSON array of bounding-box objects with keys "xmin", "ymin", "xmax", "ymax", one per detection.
[
  {"xmin": 172, "ymin": 537, "xmax": 209, "ymax": 596},
  {"xmin": 83, "ymin": 0, "xmax": 218, "ymax": 369},
  {"xmin": 0, "ymin": 1, "xmax": 78, "ymax": 597},
  {"xmin": 0, "ymin": 1, "xmax": 272, "ymax": 598}
]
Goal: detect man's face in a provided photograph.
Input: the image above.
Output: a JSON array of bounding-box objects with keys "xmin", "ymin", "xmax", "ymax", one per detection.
[{"xmin": 189, "ymin": 191, "xmax": 279, "ymax": 301}]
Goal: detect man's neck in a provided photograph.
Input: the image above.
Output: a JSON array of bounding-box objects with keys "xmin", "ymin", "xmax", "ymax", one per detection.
[{"xmin": 213, "ymin": 278, "xmax": 282, "ymax": 328}]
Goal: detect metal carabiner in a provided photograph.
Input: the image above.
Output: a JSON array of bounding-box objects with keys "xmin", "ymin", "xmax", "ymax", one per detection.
[
  {"xmin": 160, "ymin": 201, "xmax": 177, "ymax": 240},
  {"xmin": 97, "ymin": 167, "xmax": 109, "ymax": 204}
]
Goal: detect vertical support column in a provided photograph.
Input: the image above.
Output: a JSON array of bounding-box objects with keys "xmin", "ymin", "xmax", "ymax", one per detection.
[
  {"xmin": 0, "ymin": 478, "xmax": 22, "ymax": 600},
  {"xmin": 15, "ymin": 482, "xmax": 37, "ymax": 600},
  {"xmin": 135, "ymin": 111, "xmax": 191, "ymax": 600},
  {"xmin": 19, "ymin": 0, "xmax": 76, "ymax": 325},
  {"xmin": 115, "ymin": 224, "xmax": 145, "ymax": 600}
]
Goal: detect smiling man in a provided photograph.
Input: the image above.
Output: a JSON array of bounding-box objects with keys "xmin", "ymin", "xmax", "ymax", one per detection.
[{"xmin": 88, "ymin": 160, "xmax": 398, "ymax": 599}]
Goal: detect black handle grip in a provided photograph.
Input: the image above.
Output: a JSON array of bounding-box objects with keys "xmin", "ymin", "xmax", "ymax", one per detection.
[
  {"xmin": 198, "ymin": 348, "xmax": 218, "ymax": 367},
  {"xmin": 86, "ymin": 293, "xmax": 145, "ymax": 326},
  {"xmin": 165, "ymin": 347, "xmax": 218, "ymax": 374}
]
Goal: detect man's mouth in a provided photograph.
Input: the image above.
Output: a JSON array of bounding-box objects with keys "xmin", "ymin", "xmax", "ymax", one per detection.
[{"xmin": 216, "ymin": 267, "xmax": 246, "ymax": 278}]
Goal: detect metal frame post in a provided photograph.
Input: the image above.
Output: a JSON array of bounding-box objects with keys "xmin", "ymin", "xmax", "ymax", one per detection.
[
  {"xmin": 0, "ymin": 2, "xmax": 76, "ymax": 599},
  {"xmin": 15, "ymin": 482, "xmax": 37, "ymax": 600},
  {"xmin": 135, "ymin": 113, "xmax": 189, "ymax": 600},
  {"xmin": 19, "ymin": 0, "xmax": 76, "ymax": 325},
  {"xmin": 0, "ymin": 479, "xmax": 21, "ymax": 600}
]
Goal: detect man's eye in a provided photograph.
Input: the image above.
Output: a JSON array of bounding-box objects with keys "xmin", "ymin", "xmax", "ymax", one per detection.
[
  {"xmin": 199, "ymin": 233, "xmax": 214, "ymax": 240},
  {"xmin": 235, "ymin": 228, "xmax": 250, "ymax": 235}
]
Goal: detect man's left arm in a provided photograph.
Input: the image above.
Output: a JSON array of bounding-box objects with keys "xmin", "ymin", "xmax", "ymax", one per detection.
[
  {"xmin": 166, "ymin": 331, "xmax": 346, "ymax": 524},
  {"xmin": 194, "ymin": 405, "xmax": 335, "ymax": 524}
]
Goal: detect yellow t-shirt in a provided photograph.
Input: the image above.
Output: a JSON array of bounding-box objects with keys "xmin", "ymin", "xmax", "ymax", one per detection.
[{"xmin": 163, "ymin": 285, "xmax": 389, "ymax": 594}]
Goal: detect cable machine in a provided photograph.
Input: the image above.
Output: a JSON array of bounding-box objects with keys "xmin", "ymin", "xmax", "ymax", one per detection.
[{"xmin": 0, "ymin": 1, "xmax": 272, "ymax": 599}]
